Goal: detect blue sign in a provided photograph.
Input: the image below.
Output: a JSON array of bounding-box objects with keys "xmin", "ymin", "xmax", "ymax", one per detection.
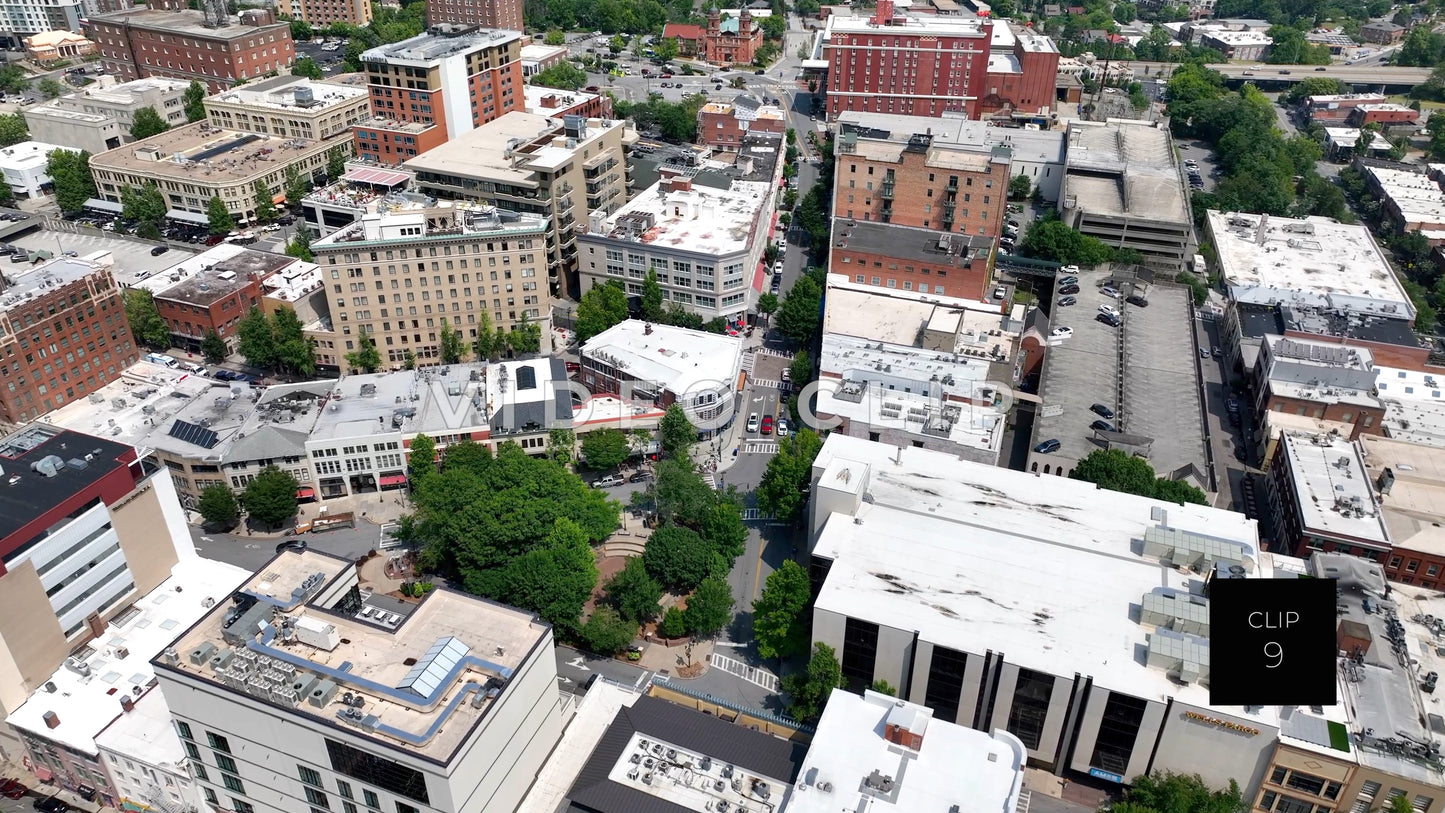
[{"xmin": 1089, "ymin": 768, "xmax": 1124, "ymax": 784}]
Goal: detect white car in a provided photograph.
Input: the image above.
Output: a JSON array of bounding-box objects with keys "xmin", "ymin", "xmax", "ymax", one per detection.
[
  {"xmin": 1051, "ymin": 326, "xmax": 1073, "ymax": 338},
  {"xmin": 1060, "ymin": 265, "xmax": 1080, "ymax": 275},
  {"xmin": 1098, "ymin": 305, "xmax": 1121, "ymax": 319},
  {"xmin": 776, "ymin": 418, "xmax": 791, "ymax": 437},
  {"xmin": 1101, "ymin": 286, "xmax": 1121, "ymax": 299},
  {"xmin": 746, "ymin": 412, "xmax": 760, "ymax": 433}
]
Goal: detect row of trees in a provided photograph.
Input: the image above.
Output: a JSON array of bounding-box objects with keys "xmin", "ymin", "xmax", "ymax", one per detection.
[
  {"xmin": 1070, "ymin": 449, "xmax": 1210, "ymax": 505},
  {"xmin": 614, "ymin": 92, "xmax": 711, "ymax": 142},
  {"xmin": 237, "ymin": 306, "xmax": 318, "ymax": 377},
  {"xmin": 523, "ymin": 0, "xmax": 695, "ymax": 35},
  {"xmin": 197, "ymin": 466, "xmax": 303, "ymax": 528}
]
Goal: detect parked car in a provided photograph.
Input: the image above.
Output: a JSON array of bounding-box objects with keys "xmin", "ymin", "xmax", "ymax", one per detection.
[
  {"xmin": 275, "ymin": 539, "xmax": 308, "ymax": 554},
  {"xmin": 776, "ymin": 418, "xmax": 790, "ymax": 437},
  {"xmin": 1091, "ymin": 420, "xmax": 1117, "ymax": 433},
  {"xmin": 746, "ymin": 412, "xmax": 760, "ymax": 433},
  {"xmin": 1091, "ymin": 403, "xmax": 1115, "ymax": 419},
  {"xmin": 591, "ymin": 475, "xmax": 625, "ymax": 488},
  {"xmin": 1126, "ymin": 294, "xmax": 1148, "ymax": 307},
  {"xmin": 1051, "ymin": 326, "xmax": 1073, "ymax": 338},
  {"xmin": 213, "ymin": 369, "xmax": 237, "ymax": 381},
  {"xmin": 1058, "ymin": 284, "xmax": 1080, "ymax": 295},
  {"xmin": 1034, "ymin": 438, "xmax": 1062, "ymax": 454},
  {"xmin": 1100, "ymin": 286, "xmax": 1120, "ymax": 299},
  {"xmin": 1058, "ymin": 275, "xmax": 1079, "ymax": 285},
  {"xmin": 1098, "ymin": 305, "xmax": 1121, "ymax": 319},
  {"xmin": 1096, "ymin": 313, "xmax": 1121, "ymax": 327},
  {"xmin": 565, "ymin": 361, "xmax": 580, "ymax": 373},
  {"xmin": 1, "ymin": 779, "xmax": 28, "ymax": 799},
  {"xmin": 150, "ymin": 244, "xmax": 169, "ymax": 256},
  {"xmin": 1199, "ymin": 348, "xmax": 1210, "ymax": 358},
  {"xmin": 34, "ymin": 797, "xmax": 68, "ymax": 813},
  {"xmin": 1212, "ymin": 347, "xmax": 1222, "ymax": 358},
  {"xmin": 993, "ymin": 287, "xmax": 1007, "ymax": 300},
  {"xmin": 760, "ymin": 415, "xmax": 774, "ymax": 435},
  {"xmin": 628, "ymin": 471, "xmax": 654, "ymax": 483},
  {"xmin": 1058, "ymin": 295, "xmax": 1077, "ymax": 307}
]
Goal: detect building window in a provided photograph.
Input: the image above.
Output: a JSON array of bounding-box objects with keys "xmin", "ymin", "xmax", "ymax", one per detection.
[
  {"xmin": 1414, "ymin": 798, "xmax": 1434, "ymax": 813},
  {"xmin": 203, "ymin": 789, "xmax": 218, "ymax": 806},
  {"xmin": 300, "ymin": 767, "xmax": 323, "ymax": 788},
  {"xmin": 1006, "ymin": 668, "xmax": 1054, "ymax": 750},
  {"xmin": 840, "ymin": 617, "xmax": 879, "ymax": 691},
  {"xmin": 363, "ymin": 791, "xmax": 380, "ymax": 810},
  {"xmin": 1274, "ymin": 795, "xmax": 1316, "ymax": 813},
  {"xmin": 306, "ymin": 789, "xmax": 331, "ymax": 809},
  {"xmin": 221, "ymin": 774, "xmax": 245, "ymax": 794},
  {"xmin": 326, "ymin": 739, "xmax": 430, "ymax": 805},
  {"xmin": 1262, "ymin": 792, "xmax": 1279, "ymax": 811},
  {"xmin": 1088, "ymin": 692, "xmax": 1149, "ymax": 775},
  {"xmin": 923, "ymin": 646, "xmax": 968, "ymax": 725},
  {"xmin": 234, "ymin": 801, "xmax": 255, "ymax": 813},
  {"xmin": 207, "ymin": 733, "xmax": 231, "ymax": 753},
  {"xmin": 215, "ymin": 755, "xmax": 237, "ymax": 774},
  {"xmin": 397, "ymin": 805, "xmax": 419, "ymax": 813},
  {"xmin": 184, "ymin": 742, "xmax": 200, "ymax": 760},
  {"xmin": 337, "ymin": 781, "xmax": 353, "ymax": 799},
  {"xmin": 1284, "ymin": 772, "xmax": 1327, "ymax": 796},
  {"xmin": 176, "ymin": 722, "xmax": 194, "ymax": 741}
]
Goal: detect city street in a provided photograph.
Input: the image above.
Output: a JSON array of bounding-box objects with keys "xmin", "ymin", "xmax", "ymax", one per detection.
[
  {"xmin": 189, "ymin": 521, "xmax": 385, "ymax": 572},
  {"xmin": 1193, "ymin": 314, "xmax": 1251, "ymax": 515}
]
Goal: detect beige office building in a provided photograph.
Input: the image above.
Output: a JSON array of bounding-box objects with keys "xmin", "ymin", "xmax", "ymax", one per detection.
[
  {"xmin": 404, "ymin": 112, "xmax": 635, "ymax": 300},
  {"xmin": 23, "ymin": 77, "xmax": 190, "ymax": 155},
  {"xmin": 203, "ymin": 75, "xmax": 370, "ymax": 142},
  {"xmin": 312, "ymin": 198, "xmax": 550, "ymax": 371}
]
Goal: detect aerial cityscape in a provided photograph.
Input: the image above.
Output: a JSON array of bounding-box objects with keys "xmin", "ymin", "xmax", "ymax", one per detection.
[{"xmin": 0, "ymin": 0, "xmax": 1443, "ymax": 812}]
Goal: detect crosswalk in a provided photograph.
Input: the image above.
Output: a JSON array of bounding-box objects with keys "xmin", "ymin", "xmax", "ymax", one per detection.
[
  {"xmin": 710, "ymin": 653, "xmax": 780, "ymax": 691},
  {"xmin": 741, "ymin": 508, "xmax": 775, "ymax": 521},
  {"xmin": 750, "ymin": 378, "xmax": 782, "ymax": 390},
  {"xmin": 755, "ymin": 348, "xmax": 794, "ymax": 360},
  {"xmin": 703, "ymin": 473, "xmax": 718, "ymax": 489},
  {"xmin": 742, "ymin": 441, "xmax": 779, "ymax": 454}
]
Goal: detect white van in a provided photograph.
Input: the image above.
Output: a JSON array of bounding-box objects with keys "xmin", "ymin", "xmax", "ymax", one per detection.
[{"xmin": 145, "ymin": 352, "xmax": 179, "ymax": 368}]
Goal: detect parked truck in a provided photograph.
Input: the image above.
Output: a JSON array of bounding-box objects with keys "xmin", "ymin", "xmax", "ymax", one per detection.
[{"xmin": 294, "ymin": 512, "xmax": 355, "ymax": 534}]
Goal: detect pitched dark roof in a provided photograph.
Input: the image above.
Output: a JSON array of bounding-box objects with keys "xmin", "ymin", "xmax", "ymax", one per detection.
[{"xmin": 564, "ymin": 695, "xmax": 805, "ymax": 813}]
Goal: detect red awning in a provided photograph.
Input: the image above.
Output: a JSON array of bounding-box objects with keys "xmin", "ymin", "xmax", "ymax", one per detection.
[
  {"xmin": 296, "ymin": 487, "xmax": 315, "ymax": 498},
  {"xmin": 752, "ymin": 262, "xmax": 767, "ymax": 292},
  {"xmin": 379, "ymin": 474, "xmax": 408, "ymax": 487},
  {"xmin": 32, "ymin": 766, "xmax": 52, "ymax": 782}
]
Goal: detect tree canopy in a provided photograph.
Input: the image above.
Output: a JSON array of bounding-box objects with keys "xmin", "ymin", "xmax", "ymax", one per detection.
[
  {"xmin": 614, "ymin": 93, "xmax": 710, "ymax": 142},
  {"xmin": 237, "ymin": 306, "xmax": 316, "ymax": 375},
  {"xmin": 130, "ymin": 106, "xmax": 171, "ymax": 140},
  {"xmin": 1110, "ymin": 772, "xmax": 1246, "ymax": 813},
  {"xmin": 575, "ymin": 280, "xmax": 630, "ymax": 342},
  {"xmin": 1069, "ymin": 449, "xmax": 1209, "ymax": 505},
  {"xmin": 782, "ymin": 643, "xmax": 845, "ymax": 722},
  {"xmin": 47, "ymin": 149, "xmax": 95, "ymax": 215},
  {"xmin": 0, "ymin": 113, "xmax": 28, "ymax": 147},
  {"xmin": 207, "ymin": 195, "xmax": 234, "ymax": 235},
  {"xmin": 683, "ymin": 576, "xmax": 734, "ymax": 637},
  {"xmin": 183, "ymin": 80, "xmax": 207, "ymax": 122},
  {"xmin": 756, "ymin": 429, "xmax": 822, "ymax": 524},
  {"xmin": 123, "ymin": 288, "xmax": 171, "ymax": 348},
  {"xmin": 200, "ymin": 329, "xmax": 228, "ymax": 364},
  {"xmin": 411, "ymin": 443, "xmax": 620, "ymax": 631},
  {"xmin": 582, "ymin": 427, "xmax": 630, "ymax": 470},
  {"xmin": 242, "ymin": 467, "xmax": 300, "ymax": 527},
  {"xmin": 659, "ymin": 404, "xmax": 696, "ymax": 457},
  {"xmin": 291, "ymin": 56, "xmax": 325, "ymax": 80},
  {"xmin": 345, "ymin": 326, "xmax": 382, "ymax": 372},
  {"xmin": 605, "ymin": 556, "xmax": 664, "ymax": 624},
  {"xmin": 752, "ymin": 559, "xmax": 811, "ymax": 660},
  {"xmin": 197, "ymin": 484, "xmax": 239, "ymax": 527},
  {"xmin": 1020, "ymin": 218, "xmax": 1114, "ymax": 265},
  {"xmin": 776, "ymin": 272, "xmax": 823, "ymax": 345},
  {"xmin": 530, "ymin": 61, "xmax": 588, "ymax": 90}
]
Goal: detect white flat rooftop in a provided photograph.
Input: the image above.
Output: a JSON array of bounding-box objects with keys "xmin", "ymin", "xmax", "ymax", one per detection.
[
  {"xmin": 580, "ymin": 319, "xmax": 744, "ymax": 398},
  {"xmin": 816, "ymin": 378, "xmax": 1004, "ymax": 453},
  {"xmin": 810, "ymin": 434, "xmax": 1276, "ymax": 723},
  {"xmin": 93, "ymin": 683, "xmax": 190, "ymax": 771},
  {"xmin": 1366, "ymin": 165, "xmax": 1445, "ymax": 226},
  {"xmin": 515, "ymin": 682, "xmax": 643, "ymax": 813},
  {"xmin": 1377, "ymin": 366, "xmax": 1445, "ymax": 447},
  {"xmin": 1361, "ymin": 434, "xmax": 1445, "ymax": 557},
  {"xmin": 0, "ymin": 141, "xmax": 64, "ymax": 171},
  {"xmin": 588, "ymin": 179, "xmax": 770, "ymax": 258},
  {"xmin": 789, "ymin": 690, "xmax": 1024, "ymax": 813},
  {"xmin": 9, "ymin": 557, "xmax": 252, "ymax": 755},
  {"xmin": 824, "ymin": 11, "xmax": 989, "ymax": 38},
  {"xmin": 822, "ymin": 274, "xmax": 1015, "ymax": 353},
  {"xmin": 1280, "ymin": 431, "xmax": 1390, "ymax": 548},
  {"xmin": 1208, "ymin": 211, "xmax": 1412, "ymax": 317}
]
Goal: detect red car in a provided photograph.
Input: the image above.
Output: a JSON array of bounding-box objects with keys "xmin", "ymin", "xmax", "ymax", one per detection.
[
  {"xmin": 760, "ymin": 415, "xmax": 774, "ymax": 435},
  {"xmin": 1, "ymin": 778, "xmax": 28, "ymax": 799}
]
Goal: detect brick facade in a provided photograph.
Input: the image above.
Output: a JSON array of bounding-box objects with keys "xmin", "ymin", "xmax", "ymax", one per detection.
[
  {"xmin": 697, "ymin": 102, "xmax": 785, "ymax": 148},
  {"xmin": 825, "ymin": 11, "xmax": 993, "ymax": 120},
  {"xmin": 832, "ymin": 244, "xmax": 989, "ymax": 300},
  {"xmin": 426, "ymin": 0, "xmax": 522, "ymax": 34},
  {"xmin": 153, "ymin": 279, "xmax": 266, "ymax": 352},
  {"xmin": 85, "ymin": 2, "xmax": 294, "ymax": 93},
  {"xmin": 832, "ymin": 140, "xmax": 1009, "ymax": 239}
]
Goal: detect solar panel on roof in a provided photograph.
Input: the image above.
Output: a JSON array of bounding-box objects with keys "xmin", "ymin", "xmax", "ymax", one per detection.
[
  {"xmin": 397, "ymin": 636, "xmax": 470, "ymax": 698},
  {"xmin": 168, "ymin": 419, "xmax": 220, "ymax": 449}
]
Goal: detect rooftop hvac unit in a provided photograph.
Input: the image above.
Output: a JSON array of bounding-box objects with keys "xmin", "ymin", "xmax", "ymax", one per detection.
[
  {"xmin": 308, "ymin": 679, "xmax": 339, "ymax": 708},
  {"xmin": 189, "ymin": 642, "xmax": 217, "ymax": 665}
]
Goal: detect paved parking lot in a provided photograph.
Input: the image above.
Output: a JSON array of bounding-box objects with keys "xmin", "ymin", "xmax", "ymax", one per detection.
[
  {"xmin": 9, "ymin": 229, "xmax": 198, "ymax": 283},
  {"xmin": 294, "ymin": 40, "xmax": 350, "ymax": 75},
  {"xmin": 1176, "ymin": 140, "xmax": 1216, "ymax": 192},
  {"xmin": 1120, "ymin": 281, "xmax": 1210, "ymax": 481}
]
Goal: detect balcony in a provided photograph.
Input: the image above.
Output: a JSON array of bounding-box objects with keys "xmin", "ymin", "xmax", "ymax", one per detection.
[{"xmin": 880, "ymin": 180, "xmax": 895, "ymax": 199}]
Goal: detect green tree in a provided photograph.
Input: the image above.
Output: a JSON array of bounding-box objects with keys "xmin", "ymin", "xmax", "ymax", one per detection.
[
  {"xmin": 656, "ymin": 37, "xmax": 679, "ymax": 62},
  {"xmin": 0, "ymin": 113, "xmax": 28, "ymax": 147},
  {"xmin": 788, "ymin": 349, "xmax": 813, "ymax": 388},
  {"xmin": 1070, "ymin": 448, "xmax": 1209, "ymax": 504},
  {"xmin": 491, "ymin": 517, "xmax": 599, "ymax": 633},
  {"xmin": 1112, "ymin": 773, "xmax": 1246, "ymax": 813},
  {"xmin": 658, "ymin": 403, "xmax": 696, "ymax": 457},
  {"xmin": 290, "ymin": 19, "xmax": 314, "ymax": 40},
  {"xmin": 183, "ymin": 80, "xmax": 207, "ymax": 122},
  {"xmin": 37, "ymin": 78, "xmax": 66, "ymax": 99},
  {"xmin": 200, "ymin": 329, "xmax": 228, "ymax": 363},
  {"xmin": 206, "ymin": 195, "xmax": 234, "ymax": 235},
  {"xmin": 285, "ymin": 227, "xmax": 314, "ymax": 262},
  {"xmin": 507, "ymin": 318, "xmax": 542, "ymax": 355},
  {"xmin": 241, "ymin": 466, "xmax": 300, "ymax": 527},
  {"xmin": 284, "ymin": 165, "xmax": 311, "ymax": 205},
  {"xmin": 0, "ymin": 65, "xmax": 26, "ymax": 95},
  {"xmin": 408, "ymin": 433, "xmax": 437, "ymax": 477},
  {"xmin": 658, "ymin": 606, "xmax": 687, "ymax": 638},
  {"xmin": 606, "ymin": 556, "xmax": 665, "ymax": 624},
  {"xmin": 530, "ymin": 61, "xmax": 589, "ymax": 89},
  {"xmin": 345, "ymin": 326, "xmax": 382, "ymax": 372},
  {"xmin": 439, "ymin": 319, "xmax": 467, "ymax": 363},
  {"xmin": 752, "ymin": 559, "xmax": 811, "ymax": 660},
  {"xmin": 870, "ymin": 679, "xmax": 897, "ymax": 696},
  {"xmin": 474, "ymin": 310, "xmax": 497, "ymax": 360},
  {"xmin": 271, "ymin": 306, "xmax": 315, "ymax": 376},
  {"xmin": 643, "ymin": 524, "xmax": 712, "ymax": 590},
  {"xmin": 575, "ymin": 279, "xmax": 630, "ymax": 342},
  {"xmin": 253, "ymin": 179, "xmax": 278, "ymax": 223},
  {"xmin": 1283, "ymin": 76, "xmax": 1347, "ymax": 105},
  {"xmin": 197, "ymin": 484, "xmax": 240, "ymax": 527},
  {"xmin": 547, "ymin": 427, "xmax": 576, "ymax": 465},
  {"xmin": 776, "ymin": 273, "xmax": 823, "ymax": 345},
  {"xmin": 582, "ymin": 427, "xmax": 630, "ymax": 470},
  {"xmin": 756, "ymin": 291, "xmax": 779, "ymax": 318},
  {"xmin": 1009, "ymin": 173, "xmax": 1032, "ymax": 200},
  {"xmin": 1020, "ymin": 218, "xmax": 1113, "ymax": 265},
  {"xmin": 235, "ymin": 307, "xmax": 276, "ymax": 369},
  {"xmin": 123, "ymin": 288, "xmax": 172, "ymax": 348},
  {"xmin": 683, "ymin": 576, "xmax": 734, "ymax": 637},
  {"xmin": 129, "ymin": 106, "xmax": 171, "ymax": 140},
  {"xmin": 544, "ymin": 29, "xmax": 567, "ymax": 45},
  {"xmin": 756, "ymin": 429, "xmax": 822, "ymax": 524},
  {"xmin": 608, "ymin": 34, "xmax": 626, "ymax": 53},
  {"xmin": 782, "ymin": 643, "xmax": 845, "ymax": 722},
  {"xmin": 327, "ymin": 147, "xmax": 348, "ymax": 180},
  {"xmin": 579, "ymin": 607, "xmax": 637, "ymax": 654},
  {"xmin": 121, "ymin": 183, "xmax": 166, "ymax": 236},
  {"xmin": 291, "ymin": 55, "xmax": 325, "ymax": 79},
  {"xmin": 641, "ymin": 269, "xmax": 665, "ymax": 321},
  {"xmin": 47, "ymin": 148, "xmax": 95, "ymax": 214}
]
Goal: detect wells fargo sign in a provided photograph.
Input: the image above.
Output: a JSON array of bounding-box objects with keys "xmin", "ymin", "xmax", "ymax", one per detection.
[{"xmin": 1184, "ymin": 711, "xmax": 1261, "ymax": 736}]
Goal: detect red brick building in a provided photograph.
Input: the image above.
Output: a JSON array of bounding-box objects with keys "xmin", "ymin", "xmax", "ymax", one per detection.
[
  {"xmin": 354, "ymin": 25, "xmax": 522, "ymax": 165},
  {"xmin": 697, "ymin": 96, "xmax": 786, "ymax": 148},
  {"xmin": 150, "ymin": 245, "xmax": 297, "ymax": 353},
  {"xmin": 663, "ymin": 9, "xmax": 765, "ymax": 66},
  {"xmin": 527, "ymin": 87, "xmax": 612, "ymax": 120},
  {"xmin": 1252, "ymin": 335, "xmax": 1386, "ymax": 441},
  {"xmin": 85, "ymin": 0, "xmax": 294, "ymax": 93},
  {"xmin": 0, "ymin": 260, "xmax": 139, "ymax": 427},
  {"xmin": 1348, "ymin": 103, "xmax": 1420, "ymax": 128},
  {"xmin": 831, "ymin": 220, "xmax": 995, "ymax": 300},
  {"xmin": 1265, "ymin": 431, "xmax": 1393, "ymax": 562},
  {"xmin": 980, "ymin": 20, "xmax": 1061, "ymax": 117},
  {"xmin": 822, "ymin": 1, "xmax": 994, "ymax": 120},
  {"xmin": 426, "ymin": 0, "xmax": 522, "ymax": 35}
]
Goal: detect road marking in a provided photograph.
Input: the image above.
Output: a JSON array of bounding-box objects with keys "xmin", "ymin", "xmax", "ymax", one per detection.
[
  {"xmin": 742, "ymin": 441, "xmax": 779, "ymax": 454},
  {"xmin": 634, "ymin": 670, "xmax": 652, "ymax": 688},
  {"xmin": 741, "ymin": 508, "xmax": 775, "ymax": 521},
  {"xmin": 703, "ymin": 473, "xmax": 718, "ymax": 489},
  {"xmin": 751, "ymin": 378, "xmax": 781, "ymax": 389},
  {"xmin": 566, "ymin": 656, "xmax": 591, "ymax": 672},
  {"xmin": 709, "ymin": 653, "xmax": 780, "ymax": 691}
]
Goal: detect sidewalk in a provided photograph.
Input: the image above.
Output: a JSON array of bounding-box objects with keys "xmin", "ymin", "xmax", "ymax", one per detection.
[{"xmin": 691, "ymin": 330, "xmax": 773, "ymax": 480}]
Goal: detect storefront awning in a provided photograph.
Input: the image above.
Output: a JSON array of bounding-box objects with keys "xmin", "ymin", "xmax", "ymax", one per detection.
[
  {"xmin": 296, "ymin": 487, "xmax": 315, "ymax": 499},
  {"xmin": 84, "ymin": 197, "xmax": 123, "ymax": 213},
  {"xmin": 752, "ymin": 262, "xmax": 767, "ymax": 292},
  {"xmin": 272, "ymin": 192, "xmax": 287, "ymax": 205},
  {"xmin": 166, "ymin": 209, "xmax": 209, "ymax": 226},
  {"xmin": 378, "ymin": 474, "xmax": 408, "ymax": 487},
  {"xmin": 345, "ymin": 167, "xmax": 411, "ymax": 187}
]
